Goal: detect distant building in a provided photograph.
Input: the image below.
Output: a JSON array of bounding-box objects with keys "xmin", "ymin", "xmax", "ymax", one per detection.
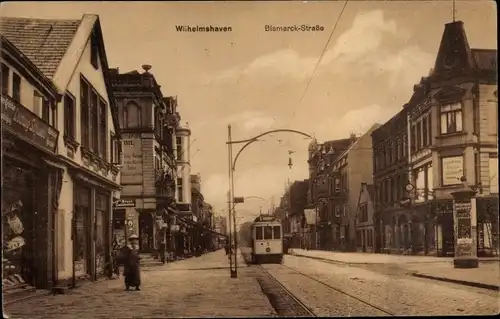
[
  {"xmin": 109, "ymin": 65, "xmax": 178, "ymax": 255},
  {"xmin": 355, "ymin": 183, "xmax": 376, "ymax": 252}
]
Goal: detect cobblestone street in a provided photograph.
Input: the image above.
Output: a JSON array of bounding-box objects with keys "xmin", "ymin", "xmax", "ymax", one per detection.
[{"xmin": 4, "ymin": 250, "xmax": 275, "ymax": 319}]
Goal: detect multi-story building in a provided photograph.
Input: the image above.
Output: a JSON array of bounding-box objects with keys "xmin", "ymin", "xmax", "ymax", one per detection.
[
  {"xmin": 1, "ymin": 15, "xmax": 122, "ymax": 288},
  {"xmin": 284, "ymin": 180, "xmax": 309, "ymax": 248},
  {"xmin": 201, "ymin": 202, "xmax": 214, "ymax": 250},
  {"xmin": 306, "ymin": 136, "xmax": 357, "ymax": 250},
  {"xmin": 405, "ymin": 20, "xmax": 498, "ymax": 257},
  {"xmin": 371, "ymin": 108, "xmax": 410, "ymax": 254},
  {"xmin": 189, "ymin": 174, "xmax": 204, "ymax": 251},
  {"xmin": 373, "ymin": 20, "xmax": 498, "ymax": 257},
  {"xmin": 213, "ymin": 215, "xmax": 228, "ymax": 248},
  {"xmin": 1, "ymin": 35, "xmax": 62, "ymax": 292},
  {"xmin": 109, "ymin": 65, "xmax": 177, "ymax": 254},
  {"xmin": 355, "ymin": 182, "xmax": 376, "ymax": 252}
]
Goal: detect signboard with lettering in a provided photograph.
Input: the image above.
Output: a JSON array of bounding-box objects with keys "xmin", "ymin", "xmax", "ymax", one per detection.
[
  {"xmin": 121, "ymin": 133, "xmax": 143, "ymax": 184},
  {"xmin": 442, "ymin": 156, "xmax": 464, "ymax": 186},
  {"xmin": 113, "ymin": 199, "xmax": 136, "ymax": 208},
  {"xmin": 1, "ymin": 95, "xmax": 59, "ymax": 153}
]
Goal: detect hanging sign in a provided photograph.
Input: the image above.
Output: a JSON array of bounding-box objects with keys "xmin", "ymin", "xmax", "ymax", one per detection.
[{"xmin": 113, "ymin": 199, "xmax": 136, "ymax": 208}]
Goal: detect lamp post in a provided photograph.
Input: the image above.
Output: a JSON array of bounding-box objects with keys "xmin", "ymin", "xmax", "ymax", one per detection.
[
  {"xmin": 450, "ymin": 176, "xmax": 479, "ymax": 268},
  {"xmin": 227, "ymin": 126, "xmax": 313, "ymax": 278}
]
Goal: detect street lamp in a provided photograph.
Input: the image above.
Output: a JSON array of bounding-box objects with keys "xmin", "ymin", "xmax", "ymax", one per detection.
[{"xmin": 226, "ymin": 125, "xmax": 313, "ymax": 278}]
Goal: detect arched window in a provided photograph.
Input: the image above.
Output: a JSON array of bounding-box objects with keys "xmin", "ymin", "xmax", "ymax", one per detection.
[{"xmin": 124, "ymin": 101, "xmax": 142, "ymax": 128}]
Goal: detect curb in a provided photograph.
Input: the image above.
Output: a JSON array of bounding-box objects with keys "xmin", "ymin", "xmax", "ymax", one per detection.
[{"xmin": 411, "ymin": 273, "xmax": 500, "ymax": 291}]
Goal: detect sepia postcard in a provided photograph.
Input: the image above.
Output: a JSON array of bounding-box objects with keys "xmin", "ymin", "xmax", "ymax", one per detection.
[{"xmin": 1, "ymin": 0, "xmax": 498, "ymax": 318}]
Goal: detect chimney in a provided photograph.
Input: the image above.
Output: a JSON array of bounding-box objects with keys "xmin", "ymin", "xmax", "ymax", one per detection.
[
  {"xmin": 142, "ymin": 64, "xmax": 152, "ymax": 73},
  {"xmin": 108, "ymin": 68, "xmax": 119, "ymax": 76}
]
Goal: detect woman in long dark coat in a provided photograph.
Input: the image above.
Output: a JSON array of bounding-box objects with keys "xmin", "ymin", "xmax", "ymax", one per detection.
[{"xmin": 118, "ymin": 234, "xmax": 142, "ymax": 291}]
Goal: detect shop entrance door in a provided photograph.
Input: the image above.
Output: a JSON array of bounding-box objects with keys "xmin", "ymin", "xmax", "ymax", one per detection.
[{"xmin": 139, "ymin": 213, "xmax": 154, "ymax": 253}]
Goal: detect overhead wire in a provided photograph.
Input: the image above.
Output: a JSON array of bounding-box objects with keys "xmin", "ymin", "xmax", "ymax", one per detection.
[{"xmin": 287, "ymin": 0, "xmax": 350, "ymax": 127}]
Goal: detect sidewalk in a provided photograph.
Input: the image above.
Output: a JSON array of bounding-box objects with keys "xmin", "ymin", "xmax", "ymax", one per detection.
[
  {"xmin": 290, "ymin": 248, "xmax": 500, "ymax": 291},
  {"xmin": 4, "ymin": 249, "xmax": 276, "ymax": 318}
]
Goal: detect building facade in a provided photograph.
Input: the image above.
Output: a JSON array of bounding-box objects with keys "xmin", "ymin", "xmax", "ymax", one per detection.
[
  {"xmin": 306, "ymin": 137, "xmax": 355, "ymax": 250},
  {"xmin": 286, "ymin": 180, "xmax": 309, "ymax": 248},
  {"xmin": 109, "ymin": 65, "xmax": 178, "ymax": 255},
  {"xmin": 355, "ymin": 183, "xmax": 376, "ymax": 252},
  {"xmin": 2, "ymin": 14, "xmax": 123, "ymax": 287},
  {"xmin": 371, "ymin": 108, "xmax": 410, "ymax": 254},
  {"xmin": 1, "ymin": 35, "xmax": 62, "ymax": 291},
  {"xmin": 373, "ymin": 20, "xmax": 498, "ymax": 257}
]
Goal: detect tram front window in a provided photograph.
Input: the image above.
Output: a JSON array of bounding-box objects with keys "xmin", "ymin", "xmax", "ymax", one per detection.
[
  {"xmin": 264, "ymin": 226, "xmax": 273, "ymax": 240},
  {"xmin": 256, "ymin": 227, "xmax": 263, "ymax": 240},
  {"xmin": 273, "ymin": 226, "xmax": 281, "ymax": 239}
]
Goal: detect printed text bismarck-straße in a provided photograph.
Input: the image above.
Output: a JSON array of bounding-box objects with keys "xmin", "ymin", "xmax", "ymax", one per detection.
[{"xmin": 265, "ymin": 25, "xmax": 325, "ymax": 32}]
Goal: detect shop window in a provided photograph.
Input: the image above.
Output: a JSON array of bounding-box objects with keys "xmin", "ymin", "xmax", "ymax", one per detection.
[
  {"xmin": 440, "ymin": 103, "xmax": 463, "ymax": 134},
  {"xmin": 74, "ymin": 186, "xmax": 91, "ymax": 277},
  {"xmin": 264, "ymin": 226, "xmax": 273, "ymax": 240},
  {"xmin": 12, "ymin": 72, "xmax": 20, "ymax": 102}
]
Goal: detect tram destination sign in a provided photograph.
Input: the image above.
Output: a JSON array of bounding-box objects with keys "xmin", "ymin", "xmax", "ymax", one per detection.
[
  {"xmin": 1, "ymin": 95, "xmax": 59, "ymax": 153},
  {"xmin": 113, "ymin": 199, "xmax": 136, "ymax": 208}
]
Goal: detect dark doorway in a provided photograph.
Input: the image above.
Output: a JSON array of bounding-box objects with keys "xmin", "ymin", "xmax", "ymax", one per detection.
[
  {"xmin": 441, "ymin": 214, "xmax": 454, "ymax": 256},
  {"xmin": 139, "ymin": 212, "xmax": 154, "ymax": 253}
]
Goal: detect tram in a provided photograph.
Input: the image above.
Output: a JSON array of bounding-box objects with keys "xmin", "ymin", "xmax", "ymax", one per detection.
[{"xmin": 250, "ymin": 214, "xmax": 283, "ymax": 264}]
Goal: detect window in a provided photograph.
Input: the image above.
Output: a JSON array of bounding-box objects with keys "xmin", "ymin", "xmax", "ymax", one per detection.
[
  {"xmin": 64, "ymin": 93, "xmax": 75, "ymax": 138},
  {"xmin": 489, "ymin": 156, "xmax": 498, "ymax": 194},
  {"xmin": 273, "ymin": 226, "xmax": 281, "ymax": 239},
  {"xmin": 110, "ymin": 133, "xmax": 121, "ymax": 164},
  {"xmin": 12, "ymin": 72, "xmax": 21, "ymax": 102},
  {"xmin": 33, "ymin": 91, "xmax": 43, "ymax": 116},
  {"xmin": 177, "ymin": 178, "xmax": 183, "ymax": 202},
  {"xmin": 415, "ymin": 168, "xmax": 426, "ymax": 201},
  {"xmin": 1, "ymin": 63, "xmax": 9, "ymax": 95},
  {"xmin": 90, "ymin": 32, "xmax": 99, "ymax": 69},
  {"xmin": 81, "ymin": 79, "xmax": 89, "ymax": 147},
  {"xmin": 99, "ymin": 99, "xmax": 107, "ymax": 158},
  {"xmin": 334, "ymin": 178, "xmax": 340, "ymax": 192},
  {"xmin": 155, "ymin": 156, "xmax": 161, "ymax": 170},
  {"xmin": 90, "ymin": 91, "xmax": 98, "ymax": 152},
  {"xmin": 440, "ymin": 103, "xmax": 463, "ymax": 134},
  {"xmin": 416, "ymin": 121, "xmax": 422, "ymax": 149},
  {"xmin": 42, "ymin": 99, "xmax": 50, "ymax": 123},
  {"xmin": 176, "ymin": 136, "xmax": 182, "ymax": 161},
  {"xmin": 123, "ymin": 101, "xmax": 142, "ymax": 128},
  {"xmin": 422, "ymin": 117, "xmax": 428, "ymax": 146},
  {"xmin": 335, "ymin": 206, "xmax": 340, "ymax": 217},
  {"xmin": 263, "ymin": 226, "xmax": 273, "ymax": 240},
  {"xmin": 410, "ymin": 125, "xmax": 416, "ymax": 153},
  {"xmin": 402, "ymin": 137, "xmax": 407, "ymax": 158},
  {"xmin": 426, "ymin": 164, "xmax": 433, "ymax": 199},
  {"xmin": 256, "ymin": 227, "xmax": 263, "ymax": 240}
]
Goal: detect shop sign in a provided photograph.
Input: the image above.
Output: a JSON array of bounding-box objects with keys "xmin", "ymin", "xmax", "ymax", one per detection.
[
  {"xmin": 121, "ymin": 133, "xmax": 143, "ymax": 185},
  {"xmin": 113, "ymin": 199, "xmax": 136, "ymax": 208},
  {"xmin": 442, "ymin": 156, "xmax": 464, "ymax": 186},
  {"xmin": 1, "ymin": 95, "xmax": 59, "ymax": 153}
]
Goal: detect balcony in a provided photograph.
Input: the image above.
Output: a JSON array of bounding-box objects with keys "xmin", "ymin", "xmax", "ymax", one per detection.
[{"xmin": 1, "ymin": 94, "xmax": 59, "ymax": 154}]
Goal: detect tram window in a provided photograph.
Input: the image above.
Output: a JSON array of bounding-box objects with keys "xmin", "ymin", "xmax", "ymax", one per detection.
[
  {"xmin": 264, "ymin": 226, "xmax": 273, "ymax": 240},
  {"xmin": 256, "ymin": 227, "xmax": 263, "ymax": 240},
  {"xmin": 273, "ymin": 226, "xmax": 281, "ymax": 239}
]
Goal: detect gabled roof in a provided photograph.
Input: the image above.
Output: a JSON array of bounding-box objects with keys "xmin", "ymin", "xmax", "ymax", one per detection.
[
  {"xmin": 0, "ymin": 35, "xmax": 60, "ymax": 98},
  {"xmin": 0, "ymin": 17, "xmax": 81, "ymax": 78},
  {"xmin": 471, "ymin": 49, "xmax": 497, "ymax": 72},
  {"xmin": 1, "ymin": 14, "xmax": 121, "ymax": 136}
]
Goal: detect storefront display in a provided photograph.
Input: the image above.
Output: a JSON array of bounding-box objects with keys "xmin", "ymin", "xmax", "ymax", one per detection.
[
  {"xmin": 2, "ymin": 162, "xmax": 34, "ymax": 288},
  {"xmin": 95, "ymin": 192, "xmax": 109, "ymax": 277},
  {"xmin": 74, "ymin": 185, "xmax": 91, "ymax": 278}
]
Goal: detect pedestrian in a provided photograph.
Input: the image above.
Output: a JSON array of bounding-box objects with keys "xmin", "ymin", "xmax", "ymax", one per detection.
[
  {"xmin": 117, "ymin": 234, "xmax": 142, "ymax": 291},
  {"xmin": 158, "ymin": 239, "xmax": 166, "ymax": 264}
]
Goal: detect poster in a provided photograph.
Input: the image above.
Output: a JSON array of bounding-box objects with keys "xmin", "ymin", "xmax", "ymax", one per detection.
[
  {"xmin": 442, "ymin": 156, "xmax": 463, "ymax": 186},
  {"xmin": 121, "ymin": 133, "xmax": 143, "ymax": 185}
]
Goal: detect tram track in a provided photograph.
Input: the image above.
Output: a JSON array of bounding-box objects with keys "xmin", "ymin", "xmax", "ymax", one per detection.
[{"xmin": 268, "ymin": 263, "xmax": 396, "ymax": 316}]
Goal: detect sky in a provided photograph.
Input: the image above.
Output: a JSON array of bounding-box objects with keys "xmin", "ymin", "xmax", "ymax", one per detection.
[{"xmin": 1, "ymin": 0, "xmax": 497, "ymax": 226}]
